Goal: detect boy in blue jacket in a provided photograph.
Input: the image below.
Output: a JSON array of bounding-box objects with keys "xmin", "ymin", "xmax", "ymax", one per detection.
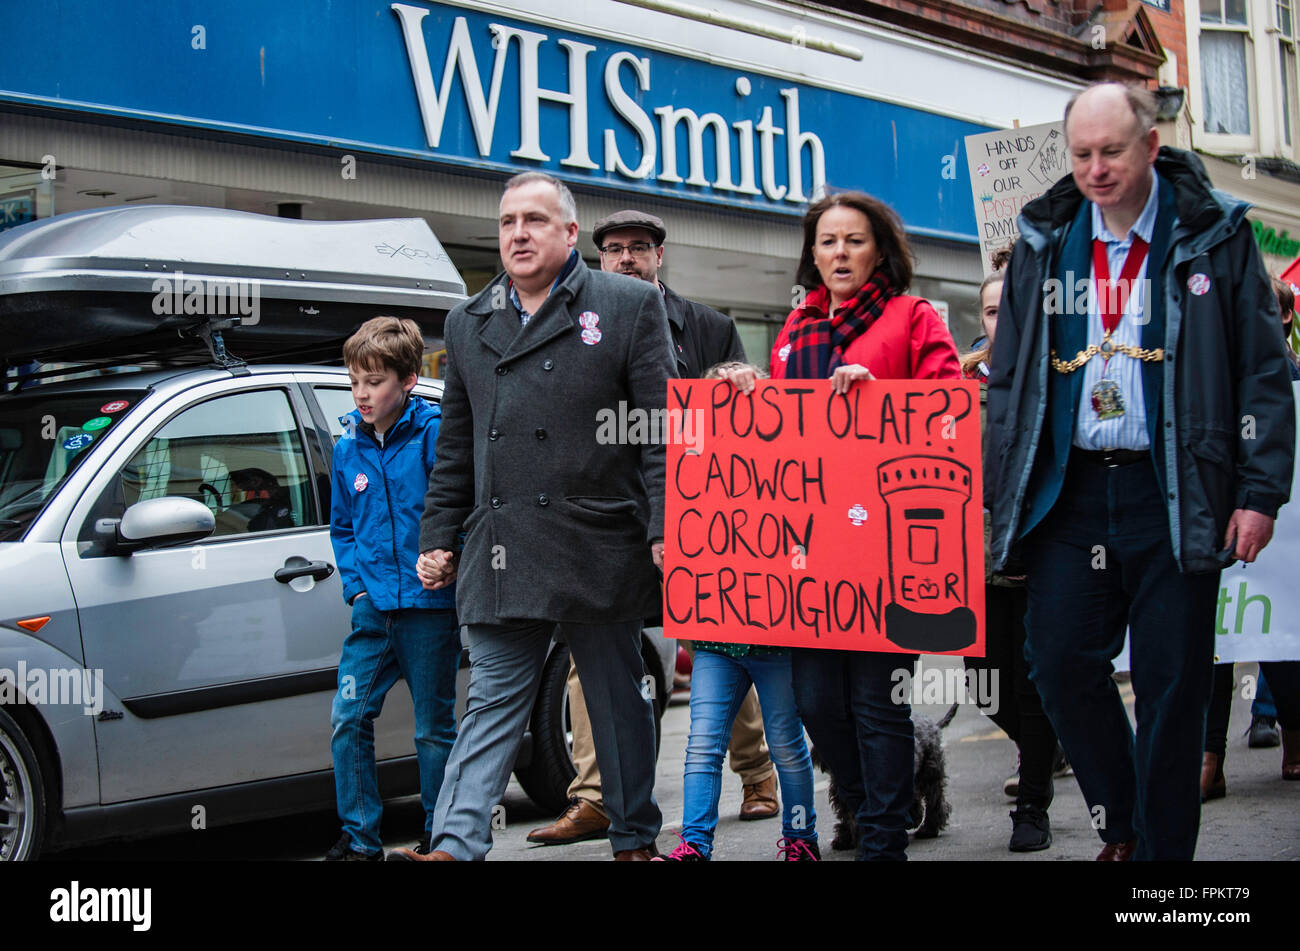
[{"xmin": 326, "ymin": 316, "xmax": 459, "ymax": 861}]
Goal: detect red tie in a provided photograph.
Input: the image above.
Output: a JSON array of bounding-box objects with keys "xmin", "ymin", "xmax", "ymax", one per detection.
[{"xmin": 1092, "ymin": 236, "xmax": 1149, "ymax": 335}]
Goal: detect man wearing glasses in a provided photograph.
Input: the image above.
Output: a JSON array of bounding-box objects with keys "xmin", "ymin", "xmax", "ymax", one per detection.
[{"xmin": 526, "ymin": 209, "xmax": 779, "ymax": 847}]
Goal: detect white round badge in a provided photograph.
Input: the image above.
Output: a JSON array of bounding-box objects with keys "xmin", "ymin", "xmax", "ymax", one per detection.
[
  {"xmin": 581, "ymin": 327, "xmax": 602, "ymax": 346},
  {"xmin": 1187, "ymin": 273, "xmax": 1211, "ymax": 296},
  {"xmin": 354, "ymin": 473, "xmax": 369, "ymax": 492},
  {"xmin": 778, "ymin": 344, "xmax": 791, "ymax": 362}
]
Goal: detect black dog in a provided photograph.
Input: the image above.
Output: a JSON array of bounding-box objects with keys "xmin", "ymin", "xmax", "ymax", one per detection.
[{"xmin": 811, "ymin": 702, "xmax": 957, "ymax": 850}]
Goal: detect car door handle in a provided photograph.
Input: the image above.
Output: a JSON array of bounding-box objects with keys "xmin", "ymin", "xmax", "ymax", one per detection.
[{"xmin": 274, "ymin": 557, "xmax": 335, "ymax": 583}]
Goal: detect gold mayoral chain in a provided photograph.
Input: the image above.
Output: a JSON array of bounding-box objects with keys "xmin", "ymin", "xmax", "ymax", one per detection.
[
  {"xmin": 1052, "ymin": 234, "xmax": 1163, "ymax": 373},
  {"xmin": 1051, "ymin": 332, "xmax": 1164, "ymax": 373}
]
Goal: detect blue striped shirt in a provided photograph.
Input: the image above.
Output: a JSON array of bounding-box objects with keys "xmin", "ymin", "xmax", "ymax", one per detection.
[{"xmin": 1073, "ymin": 171, "xmax": 1160, "ymax": 451}]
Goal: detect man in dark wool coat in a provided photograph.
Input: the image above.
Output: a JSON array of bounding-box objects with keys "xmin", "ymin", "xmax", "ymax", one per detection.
[
  {"xmin": 389, "ymin": 172, "xmax": 675, "ymax": 861},
  {"xmin": 526, "ymin": 209, "xmax": 779, "ymax": 848}
]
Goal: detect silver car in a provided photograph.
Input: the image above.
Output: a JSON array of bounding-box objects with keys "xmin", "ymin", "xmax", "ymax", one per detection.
[{"xmin": 0, "ymin": 208, "xmax": 675, "ymax": 860}]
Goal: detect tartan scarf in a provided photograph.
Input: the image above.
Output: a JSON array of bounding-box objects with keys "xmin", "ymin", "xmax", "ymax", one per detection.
[{"xmin": 785, "ymin": 270, "xmax": 896, "ymax": 380}]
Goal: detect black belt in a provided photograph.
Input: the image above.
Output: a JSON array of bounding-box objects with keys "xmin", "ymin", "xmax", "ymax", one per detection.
[{"xmin": 1072, "ymin": 448, "xmax": 1150, "ymax": 468}]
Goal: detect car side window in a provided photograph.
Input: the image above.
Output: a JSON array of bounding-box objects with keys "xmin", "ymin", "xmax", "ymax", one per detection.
[
  {"xmin": 100, "ymin": 389, "xmax": 319, "ymax": 539},
  {"xmin": 313, "ymin": 387, "xmax": 359, "ymax": 444},
  {"xmin": 313, "ymin": 386, "xmax": 438, "ymax": 444}
]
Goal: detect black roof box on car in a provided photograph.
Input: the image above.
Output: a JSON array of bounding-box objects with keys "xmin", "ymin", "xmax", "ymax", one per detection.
[{"xmin": 0, "ymin": 205, "xmax": 468, "ymax": 369}]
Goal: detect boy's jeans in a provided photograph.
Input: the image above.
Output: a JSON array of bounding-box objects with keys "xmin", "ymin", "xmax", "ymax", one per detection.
[
  {"xmin": 680, "ymin": 649, "xmax": 817, "ymax": 857},
  {"xmin": 330, "ymin": 596, "xmax": 459, "ymax": 854}
]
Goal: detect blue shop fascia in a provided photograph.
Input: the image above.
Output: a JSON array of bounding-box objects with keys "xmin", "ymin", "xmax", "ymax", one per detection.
[{"xmin": 0, "ymin": 0, "xmax": 1044, "ymax": 352}]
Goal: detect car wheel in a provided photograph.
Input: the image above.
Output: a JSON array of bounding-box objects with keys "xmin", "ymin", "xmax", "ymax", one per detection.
[
  {"xmin": 514, "ymin": 641, "xmax": 665, "ymax": 815},
  {"xmin": 0, "ymin": 706, "xmax": 48, "ymax": 862}
]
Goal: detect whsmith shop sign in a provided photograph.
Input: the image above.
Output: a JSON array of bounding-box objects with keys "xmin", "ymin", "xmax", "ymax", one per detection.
[{"xmin": 0, "ymin": 0, "xmax": 987, "ymax": 240}]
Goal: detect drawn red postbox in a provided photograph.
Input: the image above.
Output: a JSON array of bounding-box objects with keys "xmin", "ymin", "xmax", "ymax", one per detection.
[{"xmin": 876, "ymin": 454, "xmax": 977, "ymax": 651}]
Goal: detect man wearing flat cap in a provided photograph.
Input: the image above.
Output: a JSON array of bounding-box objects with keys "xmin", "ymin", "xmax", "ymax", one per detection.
[
  {"xmin": 527, "ymin": 209, "xmax": 779, "ymax": 847},
  {"xmin": 591, "ymin": 210, "xmax": 747, "ymax": 385}
]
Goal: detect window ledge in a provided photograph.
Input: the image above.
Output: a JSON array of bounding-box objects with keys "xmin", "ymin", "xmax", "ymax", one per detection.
[{"xmin": 1193, "ymin": 131, "xmax": 1260, "ymax": 154}]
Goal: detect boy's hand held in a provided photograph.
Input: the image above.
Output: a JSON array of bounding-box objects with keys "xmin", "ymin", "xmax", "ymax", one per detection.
[{"xmin": 418, "ymin": 549, "xmax": 458, "ymax": 589}]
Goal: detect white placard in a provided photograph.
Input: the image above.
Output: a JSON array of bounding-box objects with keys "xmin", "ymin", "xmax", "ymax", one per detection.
[
  {"xmin": 964, "ymin": 121, "xmax": 1069, "ymax": 275},
  {"xmin": 1116, "ymin": 384, "xmax": 1300, "ymax": 668}
]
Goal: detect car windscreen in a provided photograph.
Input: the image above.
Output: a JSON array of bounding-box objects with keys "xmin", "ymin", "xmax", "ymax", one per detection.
[{"xmin": 0, "ymin": 390, "xmax": 144, "ymax": 541}]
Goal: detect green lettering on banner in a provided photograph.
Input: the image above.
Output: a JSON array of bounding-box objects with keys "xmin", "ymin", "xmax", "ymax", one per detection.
[
  {"xmin": 1215, "ymin": 581, "xmax": 1273, "ymax": 635},
  {"xmin": 1233, "ymin": 581, "xmax": 1271, "ymax": 635},
  {"xmin": 1251, "ymin": 219, "xmax": 1300, "ymax": 258}
]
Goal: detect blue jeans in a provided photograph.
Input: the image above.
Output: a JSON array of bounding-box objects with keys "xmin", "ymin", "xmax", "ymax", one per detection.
[
  {"xmin": 680, "ymin": 650, "xmax": 816, "ymax": 858},
  {"xmin": 1252, "ymin": 671, "xmax": 1277, "ymax": 720},
  {"xmin": 330, "ymin": 596, "xmax": 459, "ymax": 854}
]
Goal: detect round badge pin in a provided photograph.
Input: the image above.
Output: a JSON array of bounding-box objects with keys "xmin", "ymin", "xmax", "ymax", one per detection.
[
  {"xmin": 778, "ymin": 344, "xmax": 791, "ymax": 362},
  {"xmin": 578, "ymin": 311, "xmax": 600, "ymax": 330},
  {"xmin": 63, "ymin": 433, "xmax": 93, "ymax": 451},
  {"xmin": 100, "ymin": 400, "xmax": 130, "ymax": 414},
  {"xmin": 354, "ymin": 473, "xmax": 369, "ymax": 492},
  {"xmin": 581, "ymin": 327, "xmax": 602, "ymax": 346},
  {"xmin": 1187, "ymin": 273, "xmax": 1211, "ymax": 296},
  {"xmin": 82, "ymin": 416, "xmax": 112, "ymax": 431}
]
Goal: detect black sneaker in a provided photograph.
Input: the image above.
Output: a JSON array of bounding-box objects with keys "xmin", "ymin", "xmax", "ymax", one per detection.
[
  {"xmin": 1248, "ymin": 715, "xmax": 1281, "ymax": 748},
  {"xmin": 778, "ymin": 837, "xmax": 821, "ymax": 861},
  {"xmin": 1051, "ymin": 744, "xmax": 1072, "ymax": 777},
  {"xmin": 1008, "ymin": 806, "xmax": 1052, "ymax": 853},
  {"xmin": 651, "ymin": 836, "xmax": 708, "ymax": 861},
  {"xmin": 324, "ymin": 833, "xmax": 384, "ymax": 862}
]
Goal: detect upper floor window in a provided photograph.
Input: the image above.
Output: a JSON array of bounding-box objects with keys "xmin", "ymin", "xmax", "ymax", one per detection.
[
  {"xmin": 1281, "ymin": 0, "xmax": 1298, "ymax": 145},
  {"xmin": 1200, "ymin": 0, "xmax": 1253, "ymax": 135}
]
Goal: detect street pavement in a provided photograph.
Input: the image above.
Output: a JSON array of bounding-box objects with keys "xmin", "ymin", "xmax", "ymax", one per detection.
[{"xmin": 51, "ymin": 659, "xmax": 1298, "ymax": 862}]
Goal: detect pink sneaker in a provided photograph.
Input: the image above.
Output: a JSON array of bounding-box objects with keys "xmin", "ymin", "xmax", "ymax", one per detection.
[
  {"xmin": 778, "ymin": 837, "xmax": 821, "ymax": 861},
  {"xmin": 652, "ymin": 834, "xmax": 708, "ymax": 861}
]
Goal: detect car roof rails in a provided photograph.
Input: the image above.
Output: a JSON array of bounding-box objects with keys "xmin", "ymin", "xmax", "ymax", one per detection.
[{"xmin": 179, "ymin": 316, "xmax": 249, "ymax": 376}]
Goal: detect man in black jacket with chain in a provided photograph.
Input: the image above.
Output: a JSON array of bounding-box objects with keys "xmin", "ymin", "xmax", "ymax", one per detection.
[{"xmin": 985, "ymin": 83, "xmax": 1294, "ymax": 861}]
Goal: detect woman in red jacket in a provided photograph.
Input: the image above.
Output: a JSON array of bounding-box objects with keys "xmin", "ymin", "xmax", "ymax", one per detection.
[{"xmin": 722, "ymin": 192, "xmax": 959, "ymax": 860}]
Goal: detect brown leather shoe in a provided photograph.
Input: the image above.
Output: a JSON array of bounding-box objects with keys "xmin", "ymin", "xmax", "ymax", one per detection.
[
  {"xmin": 1096, "ymin": 840, "xmax": 1138, "ymax": 861},
  {"xmin": 387, "ymin": 847, "xmax": 457, "ymax": 861},
  {"xmin": 614, "ymin": 843, "xmax": 660, "ymax": 861},
  {"xmin": 739, "ymin": 773, "xmax": 779, "ymax": 821},
  {"xmin": 1200, "ymin": 752, "xmax": 1227, "ymax": 801},
  {"xmin": 526, "ymin": 798, "xmax": 610, "ymax": 845},
  {"xmin": 1283, "ymin": 728, "xmax": 1300, "ymax": 780}
]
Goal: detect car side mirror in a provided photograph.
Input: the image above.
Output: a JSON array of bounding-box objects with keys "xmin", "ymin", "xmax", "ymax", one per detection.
[{"xmin": 96, "ymin": 496, "xmax": 216, "ymax": 554}]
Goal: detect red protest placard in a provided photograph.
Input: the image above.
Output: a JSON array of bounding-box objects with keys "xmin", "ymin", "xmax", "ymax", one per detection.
[
  {"xmin": 663, "ymin": 379, "xmax": 984, "ymax": 656},
  {"xmin": 1283, "ymin": 253, "xmax": 1300, "ymax": 297}
]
